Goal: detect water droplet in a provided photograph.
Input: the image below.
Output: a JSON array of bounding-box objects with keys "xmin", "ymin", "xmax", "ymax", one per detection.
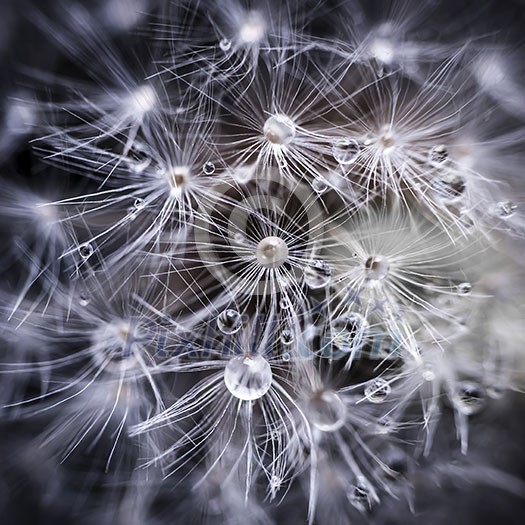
[
  {"xmin": 364, "ymin": 378, "xmax": 391, "ymax": 403},
  {"xmin": 134, "ymin": 197, "xmax": 146, "ymax": 210},
  {"xmin": 219, "ymin": 38, "xmax": 232, "ymax": 52},
  {"xmin": 256, "ymin": 236, "xmax": 289, "ymax": 268},
  {"xmin": 217, "ymin": 309, "xmax": 243, "ymax": 335},
  {"xmin": 422, "ymin": 366, "xmax": 436, "ymax": 382},
  {"xmin": 279, "ymin": 297, "xmax": 291, "ymax": 310},
  {"xmin": 203, "ymin": 161, "xmax": 216, "ymax": 175},
  {"xmin": 496, "ymin": 200, "xmax": 517, "ymax": 218},
  {"xmin": 348, "ymin": 479, "xmax": 372, "ymax": 512},
  {"xmin": 307, "ymin": 389, "xmax": 346, "ymax": 432},
  {"xmin": 456, "ymin": 282, "xmax": 472, "ymax": 295},
  {"xmin": 263, "ymin": 114, "xmax": 296, "ymax": 145},
  {"xmin": 433, "ymin": 173, "xmax": 466, "ymax": 201},
  {"xmin": 304, "ymin": 259, "xmax": 332, "ymax": 289},
  {"xmin": 233, "ymin": 232, "xmax": 245, "ymax": 244},
  {"xmin": 364, "ymin": 255, "xmax": 390, "ymax": 280},
  {"xmin": 332, "ymin": 138, "xmax": 360, "ymax": 165},
  {"xmin": 332, "ymin": 313, "xmax": 369, "ymax": 352},
  {"xmin": 78, "ymin": 242, "xmax": 93, "ymax": 259},
  {"xmin": 453, "ymin": 381, "xmax": 486, "ymax": 415},
  {"xmin": 282, "ymin": 351, "xmax": 291, "ymax": 362},
  {"xmin": 79, "ymin": 290, "xmax": 91, "ymax": 306},
  {"xmin": 312, "ymin": 176, "xmax": 329, "ymax": 194},
  {"xmin": 280, "ymin": 328, "xmax": 294, "ymax": 346},
  {"xmin": 224, "ymin": 354, "xmax": 272, "ymax": 401},
  {"xmin": 428, "ymin": 144, "xmax": 449, "ymax": 166},
  {"xmin": 270, "ymin": 475, "xmax": 281, "ymax": 490},
  {"xmin": 486, "ymin": 384, "xmax": 504, "ymax": 399}
]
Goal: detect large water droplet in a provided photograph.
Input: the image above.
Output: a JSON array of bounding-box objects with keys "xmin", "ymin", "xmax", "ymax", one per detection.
[
  {"xmin": 307, "ymin": 389, "xmax": 346, "ymax": 432},
  {"xmin": 280, "ymin": 328, "xmax": 294, "ymax": 346},
  {"xmin": 134, "ymin": 197, "xmax": 146, "ymax": 210},
  {"xmin": 263, "ymin": 115, "xmax": 296, "ymax": 145},
  {"xmin": 256, "ymin": 236, "xmax": 289, "ymax": 268},
  {"xmin": 217, "ymin": 309, "xmax": 243, "ymax": 335},
  {"xmin": 224, "ymin": 354, "xmax": 272, "ymax": 401},
  {"xmin": 364, "ymin": 378, "xmax": 391, "ymax": 403},
  {"xmin": 433, "ymin": 173, "xmax": 466, "ymax": 201},
  {"xmin": 312, "ymin": 176, "xmax": 329, "ymax": 194},
  {"xmin": 453, "ymin": 381, "xmax": 486, "ymax": 415},
  {"xmin": 79, "ymin": 290, "xmax": 91, "ymax": 306},
  {"xmin": 304, "ymin": 259, "xmax": 332, "ymax": 289},
  {"xmin": 332, "ymin": 138, "xmax": 360, "ymax": 165}
]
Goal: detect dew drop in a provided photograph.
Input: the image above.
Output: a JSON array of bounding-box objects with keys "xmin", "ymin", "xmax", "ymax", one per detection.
[
  {"xmin": 453, "ymin": 381, "xmax": 486, "ymax": 415},
  {"xmin": 256, "ymin": 236, "xmax": 289, "ymax": 268},
  {"xmin": 282, "ymin": 351, "xmax": 291, "ymax": 362},
  {"xmin": 78, "ymin": 242, "xmax": 93, "ymax": 259},
  {"xmin": 217, "ymin": 309, "xmax": 243, "ymax": 335},
  {"xmin": 332, "ymin": 138, "xmax": 360, "ymax": 165},
  {"xmin": 433, "ymin": 173, "xmax": 466, "ymax": 201},
  {"xmin": 203, "ymin": 161, "xmax": 216, "ymax": 175},
  {"xmin": 496, "ymin": 200, "xmax": 517, "ymax": 219},
  {"xmin": 263, "ymin": 114, "xmax": 296, "ymax": 145},
  {"xmin": 307, "ymin": 389, "xmax": 346, "ymax": 432},
  {"xmin": 312, "ymin": 176, "xmax": 329, "ymax": 194},
  {"xmin": 279, "ymin": 297, "xmax": 291, "ymax": 310},
  {"xmin": 219, "ymin": 38, "xmax": 232, "ymax": 52},
  {"xmin": 364, "ymin": 255, "xmax": 390, "ymax": 280},
  {"xmin": 224, "ymin": 354, "xmax": 272, "ymax": 401},
  {"xmin": 348, "ymin": 479, "xmax": 372, "ymax": 512},
  {"xmin": 364, "ymin": 378, "xmax": 391, "ymax": 403},
  {"xmin": 280, "ymin": 328, "xmax": 294, "ymax": 346},
  {"xmin": 233, "ymin": 232, "xmax": 245, "ymax": 244},
  {"xmin": 456, "ymin": 282, "xmax": 472, "ymax": 295},
  {"xmin": 304, "ymin": 259, "xmax": 332, "ymax": 289},
  {"xmin": 332, "ymin": 313, "xmax": 369, "ymax": 352},
  {"xmin": 428, "ymin": 144, "xmax": 449, "ymax": 166},
  {"xmin": 134, "ymin": 197, "xmax": 146, "ymax": 210},
  {"xmin": 79, "ymin": 290, "xmax": 91, "ymax": 306}
]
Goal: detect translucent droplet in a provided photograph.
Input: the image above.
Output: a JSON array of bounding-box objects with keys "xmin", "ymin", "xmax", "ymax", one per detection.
[
  {"xmin": 332, "ymin": 138, "xmax": 360, "ymax": 165},
  {"xmin": 282, "ymin": 351, "xmax": 291, "ymax": 362},
  {"xmin": 224, "ymin": 354, "xmax": 272, "ymax": 401},
  {"xmin": 453, "ymin": 381, "xmax": 486, "ymax": 415},
  {"xmin": 202, "ymin": 161, "xmax": 216, "ymax": 175},
  {"xmin": 79, "ymin": 290, "xmax": 91, "ymax": 306},
  {"xmin": 126, "ymin": 142, "xmax": 151, "ymax": 173},
  {"xmin": 428, "ymin": 144, "xmax": 449, "ymax": 166},
  {"xmin": 348, "ymin": 479, "xmax": 372, "ymax": 512},
  {"xmin": 134, "ymin": 197, "xmax": 146, "ymax": 210},
  {"xmin": 280, "ymin": 328, "xmax": 294, "ymax": 346},
  {"xmin": 219, "ymin": 38, "xmax": 232, "ymax": 52},
  {"xmin": 217, "ymin": 309, "xmax": 243, "ymax": 335},
  {"xmin": 332, "ymin": 313, "xmax": 369, "ymax": 352},
  {"xmin": 256, "ymin": 236, "xmax": 289, "ymax": 268},
  {"xmin": 422, "ymin": 366, "xmax": 436, "ymax": 382},
  {"xmin": 263, "ymin": 114, "xmax": 296, "ymax": 145},
  {"xmin": 233, "ymin": 232, "xmax": 245, "ymax": 244},
  {"xmin": 456, "ymin": 282, "xmax": 472, "ymax": 295},
  {"xmin": 78, "ymin": 242, "xmax": 94, "ymax": 259},
  {"xmin": 304, "ymin": 259, "xmax": 332, "ymax": 289},
  {"xmin": 496, "ymin": 200, "xmax": 517, "ymax": 218},
  {"xmin": 270, "ymin": 475, "xmax": 281, "ymax": 490},
  {"xmin": 364, "ymin": 256, "xmax": 390, "ymax": 280},
  {"xmin": 433, "ymin": 173, "xmax": 466, "ymax": 201},
  {"xmin": 364, "ymin": 378, "xmax": 391, "ymax": 403},
  {"xmin": 380, "ymin": 446, "xmax": 408, "ymax": 480},
  {"xmin": 307, "ymin": 390, "xmax": 346, "ymax": 432},
  {"xmin": 279, "ymin": 297, "xmax": 291, "ymax": 310},
  {"xmin": 312, "ymin": 176, "xmax": 329, "ymax": 194}
]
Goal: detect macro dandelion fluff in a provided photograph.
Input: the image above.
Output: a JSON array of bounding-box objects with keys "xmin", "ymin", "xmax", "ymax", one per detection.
[{"xmin": 1, "ymin": 0, "xmax": 525, "ymax": 524}]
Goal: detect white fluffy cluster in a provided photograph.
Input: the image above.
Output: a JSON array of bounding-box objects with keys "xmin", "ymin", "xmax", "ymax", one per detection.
[{"xmin": 1, "ymin": 0, "xmax": 525, "ymax": 523}]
